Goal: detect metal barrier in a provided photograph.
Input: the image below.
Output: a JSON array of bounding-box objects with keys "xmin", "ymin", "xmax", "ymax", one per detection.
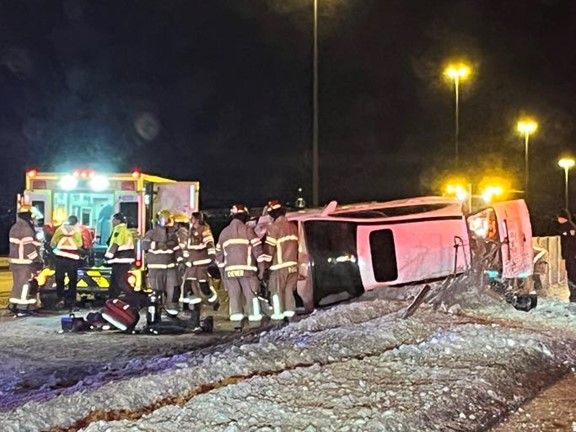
[{"xmin": 532, "ymin": 236, "xmax": 566, "ymax": 290}]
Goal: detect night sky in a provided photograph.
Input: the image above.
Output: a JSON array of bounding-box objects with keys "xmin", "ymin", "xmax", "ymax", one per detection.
[{"xmin": 0, "ymin": 0, "xmax": 575, "ymax": 238}]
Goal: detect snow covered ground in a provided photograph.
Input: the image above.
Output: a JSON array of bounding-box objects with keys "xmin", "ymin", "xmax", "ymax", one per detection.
[{"xmin": 0, "ymin": 282, "xmax": 575, "ymax": 432}]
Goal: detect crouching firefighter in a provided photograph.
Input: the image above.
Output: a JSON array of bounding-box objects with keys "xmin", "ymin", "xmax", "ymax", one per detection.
[
  {"xmin": 142, "ymin": 210, "xmax": 180, "ymax": 316},
  {"xmin": 9, "ymin": 202, "xmax": 42, "ymax": 316},
  {"xmin": 216, "ymin": 204, "xmax": 266, "ymax": 328},
  {"xmin": 105, "ymin": 213, "xmax": 142, "ymax": 307},
  {"xmin": 180, "ymin": 211, "xmax": 219, "ymax": 329},
  {"xmin": 261, "ymin": 200, "xmax": 299, "ymax": 321}
]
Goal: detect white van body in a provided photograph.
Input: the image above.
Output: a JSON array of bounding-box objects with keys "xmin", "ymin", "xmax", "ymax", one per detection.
[{"xmin": 257, "ymin": 197, "xmax": 532, "ymax": 307}]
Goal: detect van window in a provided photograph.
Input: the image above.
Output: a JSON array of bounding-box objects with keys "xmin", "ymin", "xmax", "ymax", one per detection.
[{"xmin": 369, "ymin": 230, "xmax": 398, "ymax": 282}]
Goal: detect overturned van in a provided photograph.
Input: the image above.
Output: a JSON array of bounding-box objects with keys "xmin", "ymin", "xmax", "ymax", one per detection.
[{"xmin": 257, "ymin": 197, "xmax": 533, "ymax": 308}]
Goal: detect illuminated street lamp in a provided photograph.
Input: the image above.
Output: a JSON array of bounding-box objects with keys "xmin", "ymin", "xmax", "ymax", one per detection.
[
  {"xmin": 481, "ymin": 185, "xmax": 504, "ymax": 204},
  {"xmin": 445, "ymin": 182, "xmax": 472, "ymax": 211},
  {"xmin": 558, "ymin": 157, "xmax": 575, "ymax": 210},
  {"xmin": 444, "ymin": 63, "xmax": 471, "ymax": 162},
  {"xmin": 517, "ymin": 118, "xmax": 538, "ymax": 196}
]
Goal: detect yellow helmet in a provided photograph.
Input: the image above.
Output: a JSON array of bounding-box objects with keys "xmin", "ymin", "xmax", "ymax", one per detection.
[
  {"xmin": 172, "ymin": 212, "xmax": 190, "ymax": 224},
  {"xmin": 157, "ymin": 209, "xmax": 172, "ymax": 227}
]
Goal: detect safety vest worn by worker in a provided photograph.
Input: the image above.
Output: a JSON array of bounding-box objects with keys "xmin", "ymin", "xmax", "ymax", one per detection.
[
  {"xmin": 216, "ymin": 219, "xmax": 265, "ymax": 278},
  {"xmin": 142, "ymin": 226, "xmax": 179, "ymax": 269},
  {"xmin": 105, "ymin": 223, "xmax": 135, "ymax": 264},
  {"xmin": 183, "ymin": 223, "xmax": 216, "ymax": 267},
  {"xmin": 262, "ymin": 215, "xmax": 299, "ymax": 271},
  {"xmin": 9, "ymin": 217, "xmax": 41, "ymax": 265},
  {"xmin": 51, "ymin": 224, "xmax": 83, "ymax": 260}
]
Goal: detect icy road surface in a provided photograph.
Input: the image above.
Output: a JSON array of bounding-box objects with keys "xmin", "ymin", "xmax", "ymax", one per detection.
[{"xmin": 1, "ymin": 286, "xmax": 576, "ymax": 431}]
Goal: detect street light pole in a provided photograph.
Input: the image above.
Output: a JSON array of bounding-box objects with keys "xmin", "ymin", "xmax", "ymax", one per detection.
[
  {"xmin": 312, "ymin": 0, "xmax": 319, "ymax": 207},
  {"xmin": 517, "ymin": 119, "xmax": 538, "ymax": 197},
  {"xmin": 444, "ymin": 64, "xmax": 470, "ymax": 163},
  {"xmin": 559, "ymin": 158, "xmax": 575, "ymax": 210},
  {"xmin": 453, "ymin": 76, "xmax": 460, "ymax": 162}
]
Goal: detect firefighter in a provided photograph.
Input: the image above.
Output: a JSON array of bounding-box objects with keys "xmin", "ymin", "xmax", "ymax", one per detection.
[
  {"xmin": 216, "ymin": 204, "xmax": 266, "ymax": 327},
  {"xmin": 261, "ymin": 200, "xmax": 299, "ymax": 321},
  {"xmin": 105, "ymin": 213, "xmax": 138, "ymax": 304},
  {"xmin": 557, "ymin": 209, "xmax": 576, "ymax": 302},
  {"xmin": 181, "ymin": 212, "xmax": 219, "ymax": 328},
  {"xmin": 172, "ymin": 212, "xmax": 190, "ymax": 306},
  {"xmin": 142, "ymin": 210, "xmax": 180, "ymax": 315},
  {"xmin": 50, "ymin": 215, "xmax": 83, "ymax": 311},
  {"xmin": 8, "ymin": 202, "xmax": 42, "ymax": 316}
]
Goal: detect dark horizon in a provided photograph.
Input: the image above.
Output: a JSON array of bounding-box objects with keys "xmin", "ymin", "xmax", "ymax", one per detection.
[{"xmin": 0, "ymin": 0, "xmax": 574, "ymax": 237}]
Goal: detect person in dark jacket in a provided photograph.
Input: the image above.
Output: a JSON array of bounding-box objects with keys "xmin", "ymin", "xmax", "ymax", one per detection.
[{"xmin": 557, "ymin": 209, "xmax": 576, "ymax": 302}]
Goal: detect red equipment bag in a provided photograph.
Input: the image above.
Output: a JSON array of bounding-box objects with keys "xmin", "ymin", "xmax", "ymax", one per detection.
[{"xmin": 101, "ymin": 299, "xmax": 139, "ymax": 331}]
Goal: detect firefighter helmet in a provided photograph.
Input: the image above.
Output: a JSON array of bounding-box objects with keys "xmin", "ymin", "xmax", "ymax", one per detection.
[
  {"xmin": 17, "ymin": 203, "xmax": 32, "ymax": 214},
  {"xmin": 265, "ymin": 200, "xmax": 283, "ymax": 213},
  {"xmin": 172, "ymin": 212, "xmax": 190, "ymax": 224},
  {"xmin": 230, "ymin": 204, "xmax": 249, "ymax": 215},
  {"xmin": 157, "ymin": 209, "xmax": 172, "ymax": 227}
]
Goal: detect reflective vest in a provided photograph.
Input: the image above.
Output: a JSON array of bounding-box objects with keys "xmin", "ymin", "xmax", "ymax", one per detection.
[
  {"xmin": 51, "ymin": 225, "xmax": 83, "ymax": 260},
  {"xmin": 9, "ymin": 217, "xmax": 41, "ymax": 265},
  {"xmin": 105, "ymin": 223, "xmax": 135, "ymax": 264},
  {"xmin": 215, "ymin": 219, "xmax": 265, "ymax": 278},
  {"xmin": 262, "ymin": 215, "xmax": 299, "ymax": 271}
]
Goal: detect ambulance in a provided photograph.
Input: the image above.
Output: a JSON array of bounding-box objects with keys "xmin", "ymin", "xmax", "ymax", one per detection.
[{"xmin": 20, "ymin": 169, "xmax": 199, "ymax": 304}]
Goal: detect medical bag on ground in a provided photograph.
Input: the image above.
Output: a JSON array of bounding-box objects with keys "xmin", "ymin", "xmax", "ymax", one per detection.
[
  {"xmin": 60, "ymin": 313, "xmax": 89, "ymax": 333},
  {"xmin": 101, "ymin": 299, "xmax": 140, "ymax": 331}
]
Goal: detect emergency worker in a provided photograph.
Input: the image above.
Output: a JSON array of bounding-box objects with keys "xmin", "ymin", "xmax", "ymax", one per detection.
[
  {"xmin": 8, "ymin": 203, "xmax": 42, "ymax": 316},
  {"xmin": 181, "ymin": 212, "xmax": 219, "ymax": 327},
  {"xmin": 216, "ymin": 204, "xmax": 266, "ymax": 326},
  {"xmin": 105, "ymin": 213, "xmax": 138, "ymax": 304},
  {"xmin": 172, "ymin": 212, "xmax": 190, "ymax": 304},
  {"xmin": 142, "ymin": 210, "xmax": 180, "ymax": 315},
  {"xmin": 557, "ymin": 209, "xmax": 576, "ymax": 302},
  {"xmin": 261, "ymin": 200, "xmax": 299, "ymax": 320},
  {"xmin": 51, "ymin": 215, "xmax": 83, "ymax": 310}
]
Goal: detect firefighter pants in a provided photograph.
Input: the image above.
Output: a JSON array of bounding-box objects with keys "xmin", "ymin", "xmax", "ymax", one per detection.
[
  {"xmin": 224, "ymin": 276, "xmax": 261, "ymax": 321},
  {"xmin": 566, "ymin": 259, "xmax": 576, "ymax": 302},
  {"xmin": 184, "ymin": 265, "xmax": 218, "ymax": 305},
  {"xmin": 148, "ymin": 268, "xmax": 179, "ymax": 312},
  {"xmin": 269, "ymin": 267, "xmax": 298, "ymax": 319},
  {"xmin": 9, "ymin": 263, "xmax": 37, "ymax": 309},
  {"xmin": 55, "ymin": 256, "xmax": 80, "ymax": 306}
]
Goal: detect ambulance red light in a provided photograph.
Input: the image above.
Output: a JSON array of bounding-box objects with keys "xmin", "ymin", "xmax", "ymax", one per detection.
[
  {"xmin": 131, "ymin": 169, "xmax": 141, "ymax": 178},
  {"xmin": 27, "ymin": 169, "xmax": 38, "ymax": 178},
  {"xmin": 134, "ymin": 259, "xmax": 142, "ymax": 268}
]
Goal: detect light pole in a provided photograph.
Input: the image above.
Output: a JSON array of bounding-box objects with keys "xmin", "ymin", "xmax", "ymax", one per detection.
[
  {"xmin": 517, "ymin": 119, "xmax": 538, "ymax": 196},
  {"xmin": 312, "ymin": 0, "xmax": 319, "ymax": 207},
  {"xmin": 444, "ymin": 63, "xmax": 471, "ymax": 162},
  {"xmin": 559, "ymin": 158, "xmax": 575, "ymax": 210}
]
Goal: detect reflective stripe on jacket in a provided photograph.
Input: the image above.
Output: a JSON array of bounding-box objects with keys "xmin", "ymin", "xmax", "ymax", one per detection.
[
  {"xmin": 216, "ymin": 219, "xmax": 264, "ymax": 278},
  {"xmin": 142, "ymin": 226, "xmax": 179, "ymax": 269},
  {"xmin": 105, "ymin": 223, "xmax": 135, "ymax": 264},
  {"xmin": 184, "ymin": 224, "xmax": 215, "ymax": 267},
  {"xmin": 9, "ymin": 218, "xmax": 41, "ymax": 265},
  {"xmin": 263, "ymin": 215, "xmax": 299, "ymax": 271}
]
